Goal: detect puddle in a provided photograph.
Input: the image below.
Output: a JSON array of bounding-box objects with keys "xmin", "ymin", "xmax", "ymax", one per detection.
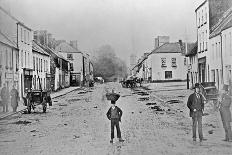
[
  {"xmin": 166, "ymin": 100, "xmax": 181, "ymax": 104},
  {"xmin": 138, "ymin": 97, "xmax": 149, "ymax": 101},
  {"xmin": 150, "ymin": 106, "xmax": 163, "ymax": 111},
  {"xmin": 68, "ymin": 98, "xmax": 81, "ymax": 102},
  {"xmin": 12, "ymin": 120, "xmax": 31, "ymax": 125},
  {"xmin": 146, "ymin": 103, "xmax": 157, "ymax": 105}
]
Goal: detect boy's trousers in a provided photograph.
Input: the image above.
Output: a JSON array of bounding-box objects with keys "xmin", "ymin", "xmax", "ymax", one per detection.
[{"xmin": 111, "ymin": 118, "xmax": 121, "ymax": 139}]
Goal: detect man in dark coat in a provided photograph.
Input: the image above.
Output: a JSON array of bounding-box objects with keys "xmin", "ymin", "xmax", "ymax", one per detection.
[
  {"xmin": 10, "ymin": 85, "xmax": 20, "ymax": 112},
  {"xmin": 106, "ymin": 100, "xmax": 124, "ymax": 143},
  {"xmin": 1, "ymin": 83, "xmax": 10, "ymax": 112},
  {"xmin": 218, "ymin": 84, "xmax": 232, "ymax": 142},
  {"xmin": 187, "ymin": 83, "xmax": 207, "ymax": 142}
]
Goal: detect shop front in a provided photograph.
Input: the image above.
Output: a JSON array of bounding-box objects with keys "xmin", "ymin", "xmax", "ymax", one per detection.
[
  {"xmin": 23, "ymin": 68, "xmax": 33, "ymax": 94},
  {"xmin": 70, "ymin": 73, "xmax": 81, "ymax": 86},
  {"xmin": 198, "ymin": 57, "xmax": 206, "ymax": 83}
]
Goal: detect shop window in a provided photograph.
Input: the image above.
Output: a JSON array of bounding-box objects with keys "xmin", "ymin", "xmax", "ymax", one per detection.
[{"xmin": 165, "ymin": 71, "xmax": 172, "ymax": 79}]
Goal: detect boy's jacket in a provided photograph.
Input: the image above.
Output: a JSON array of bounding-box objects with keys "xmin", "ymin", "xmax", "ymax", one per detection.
[{"xmin": 106, "ymin": 106, "xmax": 123, "ymax": 121}]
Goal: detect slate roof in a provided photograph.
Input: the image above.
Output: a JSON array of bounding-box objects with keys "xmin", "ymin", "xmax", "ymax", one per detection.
[
  {"xmin": 210, "ymin": 7, "xmax": 232, "ymax": 38},
  {"xmin": 32, "ymin": 41, "xmax": 50, "ymax": 56},
  {"xmin": 185, "ymin": 42, "xmax": 198, "ymax": 57},
  {"xmin": 0, "ymin": 31, "xmax": 17, "ymax": 48},
  {"xmin": 56, "ymin": 42, "xmax": 82, "ymax": 53},
  {"xmin": 151, "ymin": 42, "xmax": 182, "ymax": 54}
]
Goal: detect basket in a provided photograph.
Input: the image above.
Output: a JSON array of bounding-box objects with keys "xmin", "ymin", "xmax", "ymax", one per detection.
[{"xmin": 106, "ymin": 93, "xmax": 120, "ymax": 101}]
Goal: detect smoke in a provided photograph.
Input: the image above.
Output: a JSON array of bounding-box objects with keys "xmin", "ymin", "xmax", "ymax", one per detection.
[{"xmin": 92, "ymin": 45, "xmax": 128, "ymax": 81}]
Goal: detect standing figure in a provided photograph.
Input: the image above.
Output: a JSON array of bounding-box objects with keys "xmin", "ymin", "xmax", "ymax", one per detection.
[
  {"xmin": 187, "ymin": 83, "xmax": 207, "ymax": 142},
  {"xmin": 218, "ymin": 84, "xmax": 232, "ymax": 142},
  {"xmin": 106, "ymin": 100, "xmax": 124, "ymax": 143},
  {"xmin": 10, "ymin": 85, "xmax": 20, "ymax": 112},
  {"xmin": 0, "ymin": 83, "xmax": 10, "ymax": 112}
]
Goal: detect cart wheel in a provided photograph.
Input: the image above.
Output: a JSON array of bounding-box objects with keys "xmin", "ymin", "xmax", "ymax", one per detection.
[{"xmin": 43, "ymin": 105, "xmax": 47, "ymax": 113}]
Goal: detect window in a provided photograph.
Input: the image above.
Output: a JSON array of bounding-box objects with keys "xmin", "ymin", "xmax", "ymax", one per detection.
[
  {"xmin": 16, "ymin": 51, "xmax": 19, "ymax": 71},
  {"xmin": 6, "ymin": 49, "xmax": 8, "ymax": 69},
  {"xmin": 10, "ymin": 49, "xmax": 13, "ymax": 69},
  {"xmin": 202, "ymin": 32, "xmax": 204, "ymax": 51},
  {"xmin": 219, "ymin": 42, "xmax": 221, "ymax": 58},
  {"xmin": 0, "ymin": 51, "xmax": 2, "ymax": 68},
  {"xmin": 165, "ymin": 71, "xmax": 172, "ymax": 79},
  {"xmin": 161, "ymin": 58, "xmax": 166, "ymax": 67},
  {"xmin": 25, "ymin": 52, "xmax": 26, "ymax": 67},
  {"xmin": 171, "ymin": 58, "xmax": 177, "ymax": 67},
  {"xmin": 70, "ymin": 63, "xmax": 74, "ymax": 71},
  {"xmin": 202, "ymin": 10, "xmax": 203, "ymax": 25},
  {"xmin": 27, "ymin": 32, "xmax": 29, "ymax": 44},
  {"xmin": 206, "ymin": 30, "xmax": 208, "ymax": 50},
  {"xmin": 36, "ymin": 57, "xmax": 38, "ymax": 71},
  {"xmin": 44, "ymin": 60, "xmax": 46, "ymax": 72},
  {"xmin": 184, "ymin": 58, "xmax": 187, "ymax": 65},
  {"xmin": 33, "ymin": 56, "xmax": 35, "ymax": 70},
  {"xmin": 212, "ymin": 44, "xmax": 214, "ymax": 60},
  {"xmin": 67, "ymin": 54, "xmax": 73, "ymax": 60},
  {"xmin": 225, "ymin": 35, "xmax": 227, "ymax": 55},
  {"xmin": 229, "ymin": 32, "xmax": 232, "ymax": 56},
  {"xmin": 21, "ymin": 50, "xmax": 23, "ymax": 67},
  {"xmin": 24, "ymin": 30, "xmax": 26, "ymax": 43},
  {"xmin": 21, "ymin": 28, "xmax": 23, "ymax": 42},
  {"xmin": 205, "ymin": 7, "xmax": 207, "ymax": 23},
  {"xmin": 211, "ymin": 70, "xmax": 215, "ymax": 82}
]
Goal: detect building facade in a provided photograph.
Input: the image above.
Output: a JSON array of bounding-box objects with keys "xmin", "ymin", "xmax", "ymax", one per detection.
[
  {"xmin": 32, "ymin": 41, "xmax": 50, "ymax": 91},
  {"xmin": 195, "ymin": 0, "xmax": 210, "ymax": 83},
  {"xmin": 149, "ymin": 42, "xmax": 187, "ymax": 81},
  {"xmin": 0, "ymin": 31, "xmax": 19, "ymax": 93}
]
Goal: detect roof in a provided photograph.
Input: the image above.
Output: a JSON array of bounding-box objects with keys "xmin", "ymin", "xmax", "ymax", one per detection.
[
  {"xmin": 32, "ymin": 41, "xmax": 50, "ymax": 56},
  {"xmin": 55, "ymin": 42, "xmax": 82, "ymax": 53},
  {"xmin": 36, "ymin": 42, "xmax": 68, "ymax": 61},
  {"xmin": 0, "ymin": 30, "xmax": 17, "ymax": 49},
  {"xmin": 195, "ymin": 0, "xmax": 207, "ymax": 12},
  {"xmin": 209, "ymin": 7, "xmax": 232, "ymax": 38},
  {"xmin": 185, "ymin": 42, "xmax": 198, "ymax": 57},
  {"xmin": 151, "ymin": 42, "xmax": 182, "ymax": 54}
]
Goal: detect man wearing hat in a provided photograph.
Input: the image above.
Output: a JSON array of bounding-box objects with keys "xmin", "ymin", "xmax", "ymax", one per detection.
[
  {"xmin": 218, "ymin": 84, "xmax": 232, "ymax": 142},
  {"xmin": 106, "ymin": 91, "xmax": 124, "ymax": 143},
  {"xmin": 187, "ymin": 83, "xmax": 207, "ymax": 142}
]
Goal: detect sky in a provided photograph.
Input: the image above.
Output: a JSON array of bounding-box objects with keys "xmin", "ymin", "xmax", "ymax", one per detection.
[{"xmin": 0, "ymin": 0, "xmax": 204, "ymax": 64}]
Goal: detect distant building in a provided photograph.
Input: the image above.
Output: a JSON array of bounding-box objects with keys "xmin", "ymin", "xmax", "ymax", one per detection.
[
  {"xmin": 185, "ymin": 42, "xmax": 198, "ymax": 89},
  {"xmin": 154, "ymin": 36, "xmax": 170, "ymax": 49},
  {"xmin": 149, "ymin": 42, "xmax": 187, "ymax": 81},
  {"xmin": 55, "ymin": 41, "xmax": 93, "ymax": 86},
  {"xmin": 130, "ymin": 54, "xmax": 137, "ymax": 75},
  {"xmin": 32, "ymin": 41, "xmax": 50, "ymax": 90}
]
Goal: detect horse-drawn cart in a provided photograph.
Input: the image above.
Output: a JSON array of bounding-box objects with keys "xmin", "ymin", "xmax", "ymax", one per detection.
[{"xmin": 23, "ymin": 90, "xmax": 52, "ymax": 113}]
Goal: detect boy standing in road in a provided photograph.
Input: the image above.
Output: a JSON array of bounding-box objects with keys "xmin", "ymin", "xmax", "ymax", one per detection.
[
  {"xmin": 187, "ymin": 83, "xmax": 207, "ymax": 142},
  {"xmin": 106, "ymin": 100, "xmax": 124, "ymax": 143}
]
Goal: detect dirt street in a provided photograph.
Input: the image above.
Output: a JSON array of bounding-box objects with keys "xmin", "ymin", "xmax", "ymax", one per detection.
[{"xmin": 0, "ymin": 82, "xmax": 231, "ymax": 155}]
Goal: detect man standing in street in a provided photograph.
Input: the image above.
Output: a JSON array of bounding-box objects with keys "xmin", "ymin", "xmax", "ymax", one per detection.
[
  {"xmin": 10, "ymin": 84, "xmax": 20, "ymax": 112},
  {"xmin": 0, "ymin": 83, "xmax": 10, "ymax": 112},
  {"xmin": 187, "ymin": 83, "xmax": 207, "ymax": 142},
  {"xmin": 218, "ymin": 84, "xmax": 232, "ymax": 142}
]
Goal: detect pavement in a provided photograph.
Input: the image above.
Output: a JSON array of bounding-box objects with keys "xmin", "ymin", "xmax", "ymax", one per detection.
[{"xmin": 0, "ymin": 86, "xmax": 80, "ymax": 119}]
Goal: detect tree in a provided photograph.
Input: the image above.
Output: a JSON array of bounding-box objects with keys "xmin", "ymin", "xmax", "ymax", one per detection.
[{"xmin": 93, "ymin": 45, "xmax": 127, "ymax": 81}]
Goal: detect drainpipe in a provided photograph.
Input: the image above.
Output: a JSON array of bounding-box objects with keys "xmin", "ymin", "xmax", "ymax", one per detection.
[{"xmin": 220, "ymin": 33, "xmax": 224, "ymax": 88}]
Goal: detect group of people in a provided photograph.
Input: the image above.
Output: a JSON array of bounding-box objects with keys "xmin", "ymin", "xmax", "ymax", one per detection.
[
  {"xmin": 0, "ymin": 83, "xmax": 20, "ymax": 112},
  {"xmin": 187, "ymin": 83, "xmax": 232, "ymax": 142}
]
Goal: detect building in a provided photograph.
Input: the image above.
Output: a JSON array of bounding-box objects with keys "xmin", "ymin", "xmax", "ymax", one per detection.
[
  {"xmin": 185, "ymin": 42, "xmax": 198, "ymax": 89},
  {"xmin": 195, "ymin": 0, "xmax": 210, "ymax": 83},
  {"xmin": 154, "ymin": 36, "xmax": 170, "ymax": 49},
  {"xmin": 55, "ymin": 41, "xmax": 84, "ymax": 86},
  {"xmin": 149, "ymin": 42, "xmax": 187, "ymax": 81},
  {"xmin": 34, "ymin": 31, "xmax": 70, "ymax": 91},
  {"xmin": 0, "ymin": 6, "xmax": 33, "ymax": 98},
  {"xmin": 208, "ymin": 7, "xmax": 232, "ymax": 90},
  {"xmin": 32, "ymin": 41, "xmax": 50, "ymax": 90},
  {"xmin": 0, "ymin": 31, "xmax": 19, "ymax": 92}
]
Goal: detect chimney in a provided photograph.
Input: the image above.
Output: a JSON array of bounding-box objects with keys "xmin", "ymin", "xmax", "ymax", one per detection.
[
  {"xmin": 47, "ymin": 33, "xmax": 52, "ymax": 49},
  {"xmin": 70, "ymin": 40, "xmax": 78, "ymax": 49}
]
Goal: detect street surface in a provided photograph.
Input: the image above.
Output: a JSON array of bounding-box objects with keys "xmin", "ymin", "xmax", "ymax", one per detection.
[{"xmin": 0, "ymin": 82, "xmax": 232, "ymax": 155}]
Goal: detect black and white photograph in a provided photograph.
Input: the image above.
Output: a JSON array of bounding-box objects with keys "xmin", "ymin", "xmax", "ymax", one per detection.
[{"xmin": 0, "ymin": 0, "xmax": 232, "ymax": 154}]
